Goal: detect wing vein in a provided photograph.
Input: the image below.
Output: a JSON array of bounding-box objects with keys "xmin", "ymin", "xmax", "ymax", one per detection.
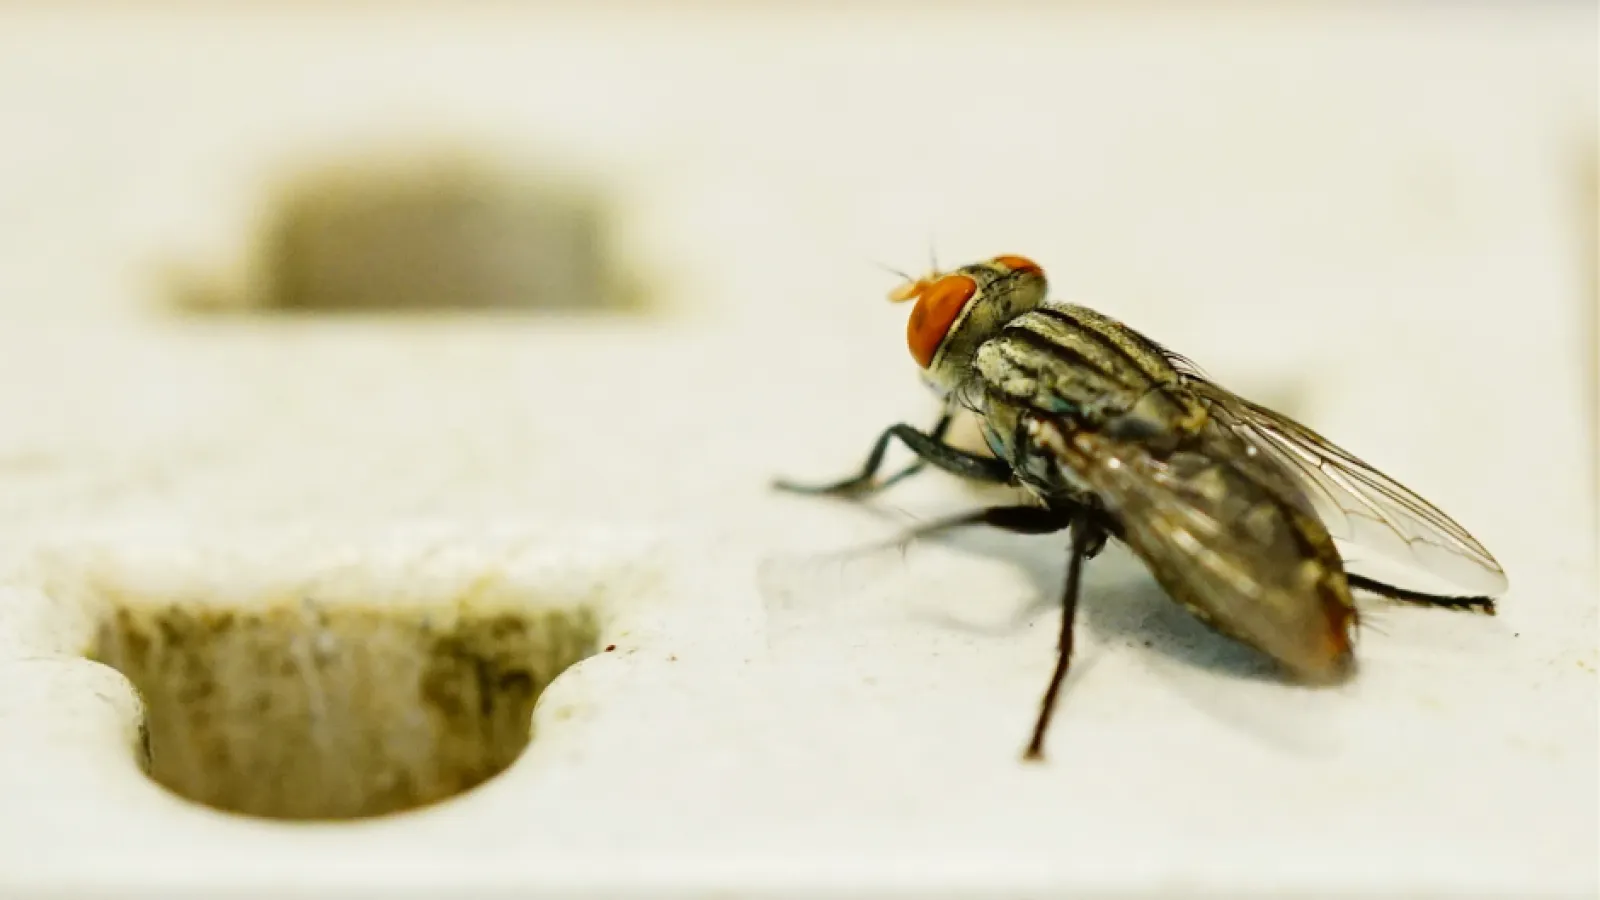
[{"xmin": 1177, "ymin": 374, "xmax": 1506, "ymax": 596}]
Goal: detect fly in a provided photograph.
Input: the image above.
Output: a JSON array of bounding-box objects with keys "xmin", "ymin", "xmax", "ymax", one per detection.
[{"xmin": 774, "ymin": 254, "xmax": 1508, "ymax": 761}]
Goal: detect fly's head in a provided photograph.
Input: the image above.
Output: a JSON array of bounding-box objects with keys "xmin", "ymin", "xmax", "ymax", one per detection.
[{"xmin": 888, "ymin": 254, "xmax": 1047, "ymax": 394}]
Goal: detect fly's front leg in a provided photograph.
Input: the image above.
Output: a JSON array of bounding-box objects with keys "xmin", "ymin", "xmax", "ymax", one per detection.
[
  {"xmin": 1025, "ymin": 514, "xmax": 1104, "ymax": 762},
  {"xmin": 874, "ymin": 410, "xmax": 958, "ymax": 494},
  {"xmin": 773, "ymin": 411, "xmax": 1013, "ymax": 498}
]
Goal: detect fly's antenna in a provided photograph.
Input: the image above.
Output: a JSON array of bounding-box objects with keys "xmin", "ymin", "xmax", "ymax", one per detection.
[
  {"xmin": 870, "ymin": 258, "xmax": 928, "ymax": 303},
  {"xmin": 868, "ymin": 258, "xmax": 916, "ymax": 284}
]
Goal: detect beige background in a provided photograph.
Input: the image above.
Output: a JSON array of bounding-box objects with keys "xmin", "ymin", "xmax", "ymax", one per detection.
[{"xmin": 0, "ymin": 4, "xmax": 1593, "ymax": 898}]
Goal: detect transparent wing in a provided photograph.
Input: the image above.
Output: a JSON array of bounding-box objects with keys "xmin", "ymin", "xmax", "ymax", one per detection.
[{"xmin": 1180, "ymin": 374, "xmax": 1508, "ymax": 597}]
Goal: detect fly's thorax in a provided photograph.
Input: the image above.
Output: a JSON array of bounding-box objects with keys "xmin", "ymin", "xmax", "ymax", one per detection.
[
  {"xmin": 891, "ymin": 256, "xmax": 1049, "ymax": 396},
  {"xmin": 1102, "ymin": 388, "xmax": 1212, "ymax": 453},
  {"xmin": 971, "ymin": 302, "xmax": 1209, "ymax": 436}
]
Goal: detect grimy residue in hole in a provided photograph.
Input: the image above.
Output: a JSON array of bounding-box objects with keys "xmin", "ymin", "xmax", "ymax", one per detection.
[{"xmin": 89, "ymin": 600, "xmax": 599, "ymax": 820}]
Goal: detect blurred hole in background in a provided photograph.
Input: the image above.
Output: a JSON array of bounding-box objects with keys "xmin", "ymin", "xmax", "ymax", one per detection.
[{"xmin": 167, "ymin": 148, "xmax": 650, "ymax": 317}]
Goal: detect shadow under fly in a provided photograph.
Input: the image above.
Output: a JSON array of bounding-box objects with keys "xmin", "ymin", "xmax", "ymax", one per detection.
[{"xmin": 774, "ymin": 253, "xmax": 1507, "ymax": 761}]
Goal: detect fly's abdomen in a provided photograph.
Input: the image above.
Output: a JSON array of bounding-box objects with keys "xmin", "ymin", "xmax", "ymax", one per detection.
[{"xmin": 1029, "ymin": 416, "xmax": 1357, "ymax": 683}]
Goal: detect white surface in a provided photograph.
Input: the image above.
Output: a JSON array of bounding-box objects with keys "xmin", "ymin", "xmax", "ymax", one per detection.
[
  {"xmin": 0, "ymin": 4, "xmax": 1594, "ymax": 899},
  {"xmin": 0, "ymin": 320, "xmax": 1591, "ymax": 899}
]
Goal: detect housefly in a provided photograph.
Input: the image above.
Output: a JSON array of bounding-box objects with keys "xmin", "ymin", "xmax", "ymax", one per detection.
[{"xmin": 774, "ymin": 254, "xmax": 1508, "ymax": 761}]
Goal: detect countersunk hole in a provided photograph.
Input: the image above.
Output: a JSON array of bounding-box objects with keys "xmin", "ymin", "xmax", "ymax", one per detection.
[
  {"xmin": 87, "ymin": 599, "xmax": 598, "ymax": 821},
  {"xmin": 167, "ymin": 150, "xmax": 654, "ymax": 316}
]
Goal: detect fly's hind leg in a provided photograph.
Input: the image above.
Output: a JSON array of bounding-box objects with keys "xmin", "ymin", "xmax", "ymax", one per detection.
[
  {"xmin": 1025, "ymin": 514, "xmax": 1103, "ymax": 762},
  {"xmin": 1346, "ymin": 573, "xmax": 1497, "ymax": 615},
  {"xmin": 773, "ymin": 411, "xmax": 1014, "ymax": 498}
]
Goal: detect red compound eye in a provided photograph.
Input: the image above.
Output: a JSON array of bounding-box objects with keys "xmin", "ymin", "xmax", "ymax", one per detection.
[
  {"xmin": 993, "ymin": 254, "xmax": 1043, "ymax": 277},
  {"xmin": 903, "ymin": 274, "xmax": 977, "ymax": 369}
]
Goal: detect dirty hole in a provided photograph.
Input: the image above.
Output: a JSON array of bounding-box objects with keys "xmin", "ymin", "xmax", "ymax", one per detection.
[{"xmin": 89, "ymin": 600, "xmax": 598, "ymax": 820}]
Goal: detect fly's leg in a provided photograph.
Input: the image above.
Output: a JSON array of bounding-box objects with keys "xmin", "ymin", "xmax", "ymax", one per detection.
[
  {"xmin": 1024, "ymin": 515, "xmax": 1102, "ymax": 762},
  {"xmin": 873, "ymin": 411, "xmax": 957, "ymax": 494},
  {"xmin": 1346, "ymin": 573, "xmax": 1496, "ymax": 615},
  {"xmin": 773, "ymin": 412, "xmax": 1013, "ymax": 497},
  {"xmin": 887, "ymin": 502, "xmax": 1113, "ymax": 561},
  {"xmin": 904, "ymin": 504, "xmax": 1074, "ymax": 537}
]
